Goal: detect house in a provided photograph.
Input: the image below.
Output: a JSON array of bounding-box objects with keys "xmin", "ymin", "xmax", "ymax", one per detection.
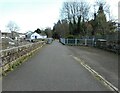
[
  {"xmin": 1, "ymin": 31, "xmax": 16, "ymax": 48},
  {"xmin": 30, "ymin": 32, "xmax": 43, "ymax": 40},
  {"xmin": 1, "ymin": 31, "xmax": 11, "ymax": 38},
  {"xmin": 1, "ymin": 30, "xmax": 26, "ymax": 40},
  {"xmin": 25, "ymin": 31, "xmax": 47, "ymax": 42},
  {"xmin": 1, "ymin": 30, "xmax": 26, "ymax": 49},
  {"xmin": 25, "ymin": 31, "xmax": 33, "ymax": 40},
  {"xmin": 1, "ymin": 31, "xmax": 20, "ymax": 40}
]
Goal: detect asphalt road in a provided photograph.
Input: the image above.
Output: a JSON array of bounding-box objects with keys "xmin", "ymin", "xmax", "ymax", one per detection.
[
  {"xmin": 3, "ymin": 40, "xmax": 112, "ymax": 91},
  {"xmin": 67, "ymin": 45, "xmax": 118, "ymax": 88}
]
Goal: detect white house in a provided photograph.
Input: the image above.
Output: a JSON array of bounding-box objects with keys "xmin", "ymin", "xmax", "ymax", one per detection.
[
  {"xmin": 30, "ymin": 32, "xmax": 43, "ymax": 40},
  {"xmin": 26, "ymin": 32, "xmax": 47, "ymax": 42}
]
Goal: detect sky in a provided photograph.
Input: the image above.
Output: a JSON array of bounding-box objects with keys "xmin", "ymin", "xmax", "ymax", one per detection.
[{"xmin": 0, "ymin": 0, "xmax": 119, "ymax": 33}]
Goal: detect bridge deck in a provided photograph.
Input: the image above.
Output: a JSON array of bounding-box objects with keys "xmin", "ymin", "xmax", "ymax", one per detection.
[{"xmin": 3, "ymin": 40, "xmax": 118, "ymax": 91}]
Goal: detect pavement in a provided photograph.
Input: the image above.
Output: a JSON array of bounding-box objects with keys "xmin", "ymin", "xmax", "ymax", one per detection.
[{"xmin": 2, "ymin": 40, "xmax": 114, "ymax": 91}]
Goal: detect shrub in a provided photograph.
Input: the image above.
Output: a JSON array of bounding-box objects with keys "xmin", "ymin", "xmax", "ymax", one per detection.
[{"xmin": 65, "ymin": 35, "xmax": 75, "ymax": 39}]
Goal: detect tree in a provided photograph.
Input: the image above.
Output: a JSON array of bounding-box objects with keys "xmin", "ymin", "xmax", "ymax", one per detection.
[
  {"xmin": 89, "ymin": 1, "xmax": 116, "ymax": 37},
  {"xmin": 107, "ymin": 21, "xmax": 117, "ymax": 33},
  {"xmin": 52, "ymin": 21, "xmax": 62, "ymax": 39},
  {"xmin": 95, "ymin": 3, "xmax": 109, "ymax": 36},
  {"xmin": 60, "ymin": 0, "xmax": 90, "ymax": 36},
  {"xmin": 85, "ymin": 21, "xmax": 93, "ymax": 36},
  {"xmin": 60, "ymin": 20, "xmax": 69, "ymax": 37},
  {"xmin": 44, "ymin": 27, "xmax": 53, "ymax": 38},
  {"xmin": 53, "ymin": 20, "xmax": 69, "ymax": 38},
  {"xmin": 34, "ymin": 28, "xmax": 41, "ymax": 34},
  {"xmin": 6, "ymin": 21, "xmax": 20, "ymax": 39},
  {"xmin": 95, "ymin": 0, "xmax": 110, "ymax": 20}
]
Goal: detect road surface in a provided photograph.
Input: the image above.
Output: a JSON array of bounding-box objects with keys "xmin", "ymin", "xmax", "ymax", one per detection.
[
  {"xmin": 3, "ymin": 40, "xmax": 113, "ymax": 91},
  {"xmin": 67, "ymin": 45, "xmax": 118, "ymax": 88}
]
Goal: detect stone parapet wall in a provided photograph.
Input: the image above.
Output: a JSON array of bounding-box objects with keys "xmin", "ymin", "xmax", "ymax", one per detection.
[{"xmin": 0, "ymin": 41, "xmax": 46, "ymax": 76}]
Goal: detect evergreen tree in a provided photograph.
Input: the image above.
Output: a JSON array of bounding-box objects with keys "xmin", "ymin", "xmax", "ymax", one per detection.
[
  {"xmin": 95, "ymin": 4, "xmax": 108, "ymax": 36},
  {"xmin": 34, "ymin": 28, "xmax": 41, "ymax": 34}
]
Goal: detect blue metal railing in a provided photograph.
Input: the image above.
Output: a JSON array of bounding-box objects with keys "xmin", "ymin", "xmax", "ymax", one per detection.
[
  {"xmin": 59, "ymin": 38, "xmax": 120, "ymax": 54},
  {"xmin": 60, "ymin": 38, "xmax": 94, "ymax": 46}
]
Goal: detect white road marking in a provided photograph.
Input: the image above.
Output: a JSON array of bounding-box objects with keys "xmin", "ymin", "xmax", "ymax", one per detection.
[{"xmin": 71, "ymin": 55, "xmax": 119, "ymax": 93}]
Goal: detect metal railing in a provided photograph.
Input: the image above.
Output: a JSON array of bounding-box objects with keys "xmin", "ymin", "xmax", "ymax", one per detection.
[
  {"xmin": 60, "ymin": 38, "xmax": 120, "ymax": 54},
  {"xmin": 60, "ymin": 38, "xmax": 94, "ymax": 46}
]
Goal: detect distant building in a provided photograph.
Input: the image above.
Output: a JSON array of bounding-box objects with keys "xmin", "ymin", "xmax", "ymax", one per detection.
[
  {"xmin": 1, "ymin": 31, "xmax": 11, "ymax": 38},
  {"xmin": 1, "ymin": 30, "xmax": 26, "ymax": 41},
  {"xmin": 1, "ymin": 30, "xmax": 26, "ymax": 49}
]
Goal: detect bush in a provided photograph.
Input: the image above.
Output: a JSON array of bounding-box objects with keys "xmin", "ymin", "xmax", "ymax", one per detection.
[{"xmin": 65, "ymin": 35, "xmax": 75, "ymax": 39}]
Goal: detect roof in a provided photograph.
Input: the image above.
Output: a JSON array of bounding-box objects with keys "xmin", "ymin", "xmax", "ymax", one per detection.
[
  {"xmin": 1, "ymin": 30, "xmax": 11, "ymax": 33},
  {"xmin": 1, "ymin": 31, "xmax": 11, "ymax": 34}
]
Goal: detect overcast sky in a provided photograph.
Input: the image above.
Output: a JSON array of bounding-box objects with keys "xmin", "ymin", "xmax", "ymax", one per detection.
[{"xmin": 0, "ymin": 0, "xmax": 119, "ymax": 33}]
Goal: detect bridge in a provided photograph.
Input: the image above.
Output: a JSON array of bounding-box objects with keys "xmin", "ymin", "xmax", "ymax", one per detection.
[{"xmin": 1, "ymin": 40, "xmax": 119, "ymax": 92}]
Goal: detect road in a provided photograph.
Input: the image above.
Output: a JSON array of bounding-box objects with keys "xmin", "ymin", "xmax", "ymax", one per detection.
[
  {"xmin": 67, "ymin": 45, "xmax": 118, "ymax": 88},
  {"xmin": 3, "ymin": 40, "xmax": 114, "ymax": 91}
]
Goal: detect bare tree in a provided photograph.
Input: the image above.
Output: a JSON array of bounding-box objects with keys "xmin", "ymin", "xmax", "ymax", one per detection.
[
  {"xmin": 61, "ymin": 0, "xmax": 90, "ymax": 22},
  {"xmin": 6, "ymin": 21, "xmax": 20, "ymax": 39},
  {"xmin": 60, "ymin": 0, "xmax": 90, "ymax": 35},
  {"xmin": 7, "ymin": 21, "xmax": 20, "ymax": 32}
]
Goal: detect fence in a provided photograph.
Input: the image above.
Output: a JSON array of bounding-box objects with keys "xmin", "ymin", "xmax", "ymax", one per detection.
[
  {"xmin": 60, "ymin": 38, "xmax": 120, "ymax": 54},
  {"xmin": 0, "ymin": 41, "xmax": 46, "ymax": 76},
  {"xmin": 60, "ymin": 38, "xmax": 94, "ymax": 46}
]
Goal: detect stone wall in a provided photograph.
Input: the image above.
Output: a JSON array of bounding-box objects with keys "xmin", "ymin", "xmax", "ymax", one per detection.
[{"xmin": 0, "ymin": 41, "xmax": 46, "ymax": 76}]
